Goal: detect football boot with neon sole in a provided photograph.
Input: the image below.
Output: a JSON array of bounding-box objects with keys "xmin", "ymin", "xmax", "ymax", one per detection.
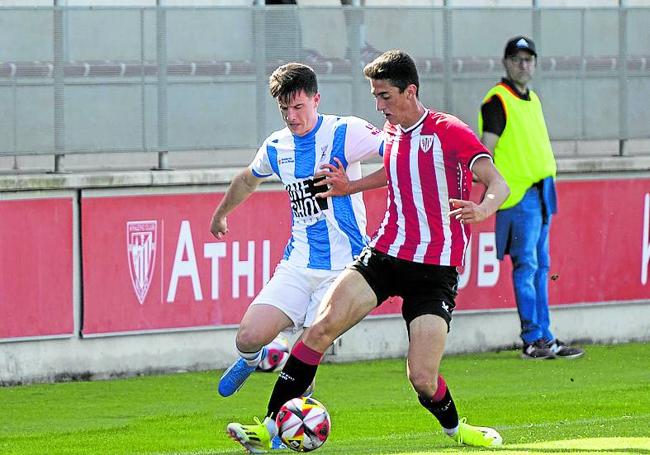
[
  {"xmin": 227, "ymin": 417, "xmax": 273, "ymax": 454},
  {"xmin": 218, "ymin": 347, "xmax": 267, "ymax": 397},
  {"xmin": 451, "ymin": 417, "xmax": 503, "ymax": 447}
]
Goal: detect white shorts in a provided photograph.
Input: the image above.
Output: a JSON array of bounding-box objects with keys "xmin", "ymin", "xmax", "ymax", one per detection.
[{"xmin": 251, "ymin": 261, "xmax": 340, "ymax": 331}]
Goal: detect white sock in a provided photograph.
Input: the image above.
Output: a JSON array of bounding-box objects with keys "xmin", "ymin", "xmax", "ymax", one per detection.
[
  {"xmin": 265, "ymin": 416, "xmax": 279, "ymax": 437},
  {"xmin": 443, "ymin": 424, "xmax": 459, "ymax": 437},
  {"xmin": 237, "ymin": 348, "xmax": 264, "ymax": 367}
]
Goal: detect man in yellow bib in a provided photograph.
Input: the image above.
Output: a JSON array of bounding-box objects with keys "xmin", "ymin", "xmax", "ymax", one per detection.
[{"xmin": 478, "ymin": 36, "xmax": 584, "ymax": 360}]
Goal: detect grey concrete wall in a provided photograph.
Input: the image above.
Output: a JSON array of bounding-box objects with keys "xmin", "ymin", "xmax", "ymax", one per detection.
[
  {"xmin": 2, "ymin": 300, "xmax": 648, "ymax": 383},
  {"xmin": 2, "ymin": 301, "xmax": 648, "ymax": 385}
]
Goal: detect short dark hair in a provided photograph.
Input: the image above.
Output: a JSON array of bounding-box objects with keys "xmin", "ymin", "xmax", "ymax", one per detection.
[
  {"xmin": 268, "ymin": 63, "xmax": 318, "ymax": 104},
  {"xmin": 363, "ymin": 49, "xmax": 419, "ymax": 94}
]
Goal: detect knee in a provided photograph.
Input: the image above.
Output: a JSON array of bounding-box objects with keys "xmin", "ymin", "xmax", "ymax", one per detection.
[
  {"xmin": 513, "ymin": 253, "xmax": 538, "ymax": 271},
  {"xmin": 512, "ymin": 258, "xmax": 538, "ymax": 282},
  {"xmin": 235, "ymin": 325, "xmax": 266, "ymax": 352},
  {"xmin": 303, "ymin": 317, "xmax": 337, "ymax": 351},
  {"xmin": 537, "ymin": 255, "xmax": 550, "ymax": 272},
  {"xmin": 408, "ymin": 370, "xmax": 437, "ymax": 397}
]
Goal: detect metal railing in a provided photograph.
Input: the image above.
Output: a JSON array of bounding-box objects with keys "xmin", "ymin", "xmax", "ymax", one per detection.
[{"xmin": 0, "ymin": 5, "xmax": 648, "ymax": 172}]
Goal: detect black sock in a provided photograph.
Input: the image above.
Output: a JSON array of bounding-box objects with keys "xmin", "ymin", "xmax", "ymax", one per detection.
[
  {"xmin": 418, "ymin": 388, "xmax": 459, "ymax": 430},
  {"xmin": 266, "ymin": 354, "xmax": 319, "ymax": 419}
]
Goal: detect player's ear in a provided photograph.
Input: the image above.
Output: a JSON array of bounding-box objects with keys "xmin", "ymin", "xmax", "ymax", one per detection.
[
  {"xmin": 313, "ymin": 92, "xmax": 321, "ymax": 108},
  {"xmin": 406, "ymin": 84, "xmax": 417, "ymax": 100}
]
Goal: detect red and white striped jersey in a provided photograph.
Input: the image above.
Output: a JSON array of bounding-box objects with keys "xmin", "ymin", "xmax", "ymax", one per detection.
[{"xmin": 370, "ymin": 109, "xmax": 491, "ymax": 266}]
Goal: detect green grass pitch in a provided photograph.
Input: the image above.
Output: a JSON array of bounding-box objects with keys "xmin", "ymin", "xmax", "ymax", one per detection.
[{"xmin": 1, "ymin": 342, "xmax": 649, "ymax": 454}]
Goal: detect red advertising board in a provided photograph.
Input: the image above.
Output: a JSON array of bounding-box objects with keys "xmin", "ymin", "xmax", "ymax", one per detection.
[
  {"xmin": 0, "ymin": 198, "xmax": 74, "ymax": 339},
  {"xmin": 81, "ymin": 192, "xmax": 292, "ymax": 334},
  {"xmin": 81, "ymin": 178, "xmax": 650, "ymax": 335},
  {"xmin": 451, "ymin": 178, "xmax": 650, "ymax": 310}
]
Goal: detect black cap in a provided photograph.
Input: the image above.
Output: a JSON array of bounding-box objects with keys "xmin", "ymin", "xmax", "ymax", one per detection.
[{"xmin": 504, "ymin": 36, "xmax": 537, "ymax": 58}]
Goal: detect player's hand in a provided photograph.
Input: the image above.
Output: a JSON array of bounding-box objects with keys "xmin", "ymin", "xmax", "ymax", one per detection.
[
  {"xmin": 210, "ymin": 214, "xmax": 228, "ymax": 239},
  {"xmin": 314, "ymin": 158, "xmax": 350, "ymax": 198},
  {"xmin": 448, "ymin": 198, "xmax": 488, "ymax": 224}
]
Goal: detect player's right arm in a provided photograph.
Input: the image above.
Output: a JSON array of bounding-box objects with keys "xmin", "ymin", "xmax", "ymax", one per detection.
[{"xmin": 210, "ymin": 167, "xmax": 263, "ymax": 239}]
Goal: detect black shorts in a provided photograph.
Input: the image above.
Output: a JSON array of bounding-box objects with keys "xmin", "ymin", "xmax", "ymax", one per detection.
[{"xmin": 349, "ymin": 246, "xmax": 459, "ymax": 331}]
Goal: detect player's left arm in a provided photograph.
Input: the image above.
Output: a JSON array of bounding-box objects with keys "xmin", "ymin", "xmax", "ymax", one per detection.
[{"xmin": 449, "ymin": 157, "xmax": 509, "ymax": 224}]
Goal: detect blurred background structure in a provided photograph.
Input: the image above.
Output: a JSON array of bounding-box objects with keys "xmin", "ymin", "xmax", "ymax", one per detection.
[{"xmin": 1, "ymin": 0, "xmax": 649, "ymax": 172}]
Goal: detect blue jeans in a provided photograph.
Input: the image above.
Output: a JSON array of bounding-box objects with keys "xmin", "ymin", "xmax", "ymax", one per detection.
[{"xmin": 495, "ymin": 186, "xmax": 554, "ymax": 345}]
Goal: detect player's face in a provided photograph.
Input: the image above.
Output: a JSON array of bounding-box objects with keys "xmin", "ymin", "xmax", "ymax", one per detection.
[
  {"xmin": 369, "ymin": 79, "xmax": 415, "ymax": 127},
  {"xmin": 278, "ymin": 90, "xmax": 321, "ymax": 136},
  {"xmin": 504, "ymin": 50, "xmax": 536, "ymax": 89}
]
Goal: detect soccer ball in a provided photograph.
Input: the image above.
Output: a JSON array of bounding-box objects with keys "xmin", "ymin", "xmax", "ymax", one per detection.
[
  {"xmin": 257, "ymin": 337, "xmax": 290, "ymax": 372},
  {"xmin": 276, "ymin": 397, "xmax": 331, "ymax": 452},
  {"xmin": 257, "ymin": 347, "xmax": 289, "ymax": 372}
]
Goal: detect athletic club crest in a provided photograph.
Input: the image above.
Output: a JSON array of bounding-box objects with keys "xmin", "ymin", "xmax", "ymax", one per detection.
[
  {"xmin": 420, "ymin": 135, "xmax": 434, "ymax": 153},
  {"xmin": 127, "ymin": 220, "xmax": 157, "ymax": 304}
]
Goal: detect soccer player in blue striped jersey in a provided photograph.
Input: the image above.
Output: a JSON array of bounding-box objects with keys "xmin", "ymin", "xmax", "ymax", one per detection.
[{"xmin": 210, "ymin": 63, "xmax": 384, "ymax": 413}]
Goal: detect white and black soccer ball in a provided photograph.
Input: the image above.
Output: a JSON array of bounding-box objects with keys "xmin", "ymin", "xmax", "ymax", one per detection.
[
  {"xmin": 276, "ymin": 397, "xmax": 331, "ymax": 452},
  {"xmin": 257, "ymin": 347, "xmax": 289, "ymax": 372},
  {"xmin": 257, "ymin": 337, "xmax": 290, "ymax": 372}
]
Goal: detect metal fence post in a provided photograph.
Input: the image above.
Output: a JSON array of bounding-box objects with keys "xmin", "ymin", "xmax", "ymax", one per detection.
[
  {"xmin": 580, "ymin": 8, "xmax": 586, "ymax": 140},
  {"xmin": 531, "ymin": 0, "xmax": 543, "ymax": 101},
  {"xmin": 12, "ymin": 63, "xmax": 18, "ymax": 169},
  {"xmin": 53, "ymin": 1, "xmax": 65, "ymax": 172},
  {"xmin": 140, "ymin": 8, "xmax": 147, "ymax": 154},
  {"xmin": 253, "ymin": 0, "xmax": 267, "ymax": 145},
  {"xmin": 532, "ymin": 0, "xmax": 541, "ymax": 46},
  {"xmin": 442, "ymin": 0, "xmax": 452, "ymax": 113},
  {"xmin": 618, "ymin": 2, "xmax": 628, "ymax": 156},
  {"xmin": 348, "ymin": 0, "xmax": 363, "ymax": 115},
  {"xmin": 156, "ymin": 1, "xmax": 169, "ymax": 170}
]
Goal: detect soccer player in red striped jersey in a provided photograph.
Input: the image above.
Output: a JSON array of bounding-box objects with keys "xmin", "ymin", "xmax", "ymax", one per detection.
[
  {"xmin": 227, "ymin": 50, "xmax": 510, "ymax": 452},
  {"xmin": 371, "ymin": 98, "xmax": 488, "ymax": 265}
]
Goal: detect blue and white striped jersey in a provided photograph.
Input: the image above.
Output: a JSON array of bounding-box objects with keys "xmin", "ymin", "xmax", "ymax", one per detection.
[{"xmin": 250, "ymin": 114, "xmax": 384, "ymax": 270}]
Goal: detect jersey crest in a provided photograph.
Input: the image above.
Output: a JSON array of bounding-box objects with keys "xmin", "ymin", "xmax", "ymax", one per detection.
[{"xmin": 420, "ymin": 135, "xmax": 434, "ymax": 153}]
